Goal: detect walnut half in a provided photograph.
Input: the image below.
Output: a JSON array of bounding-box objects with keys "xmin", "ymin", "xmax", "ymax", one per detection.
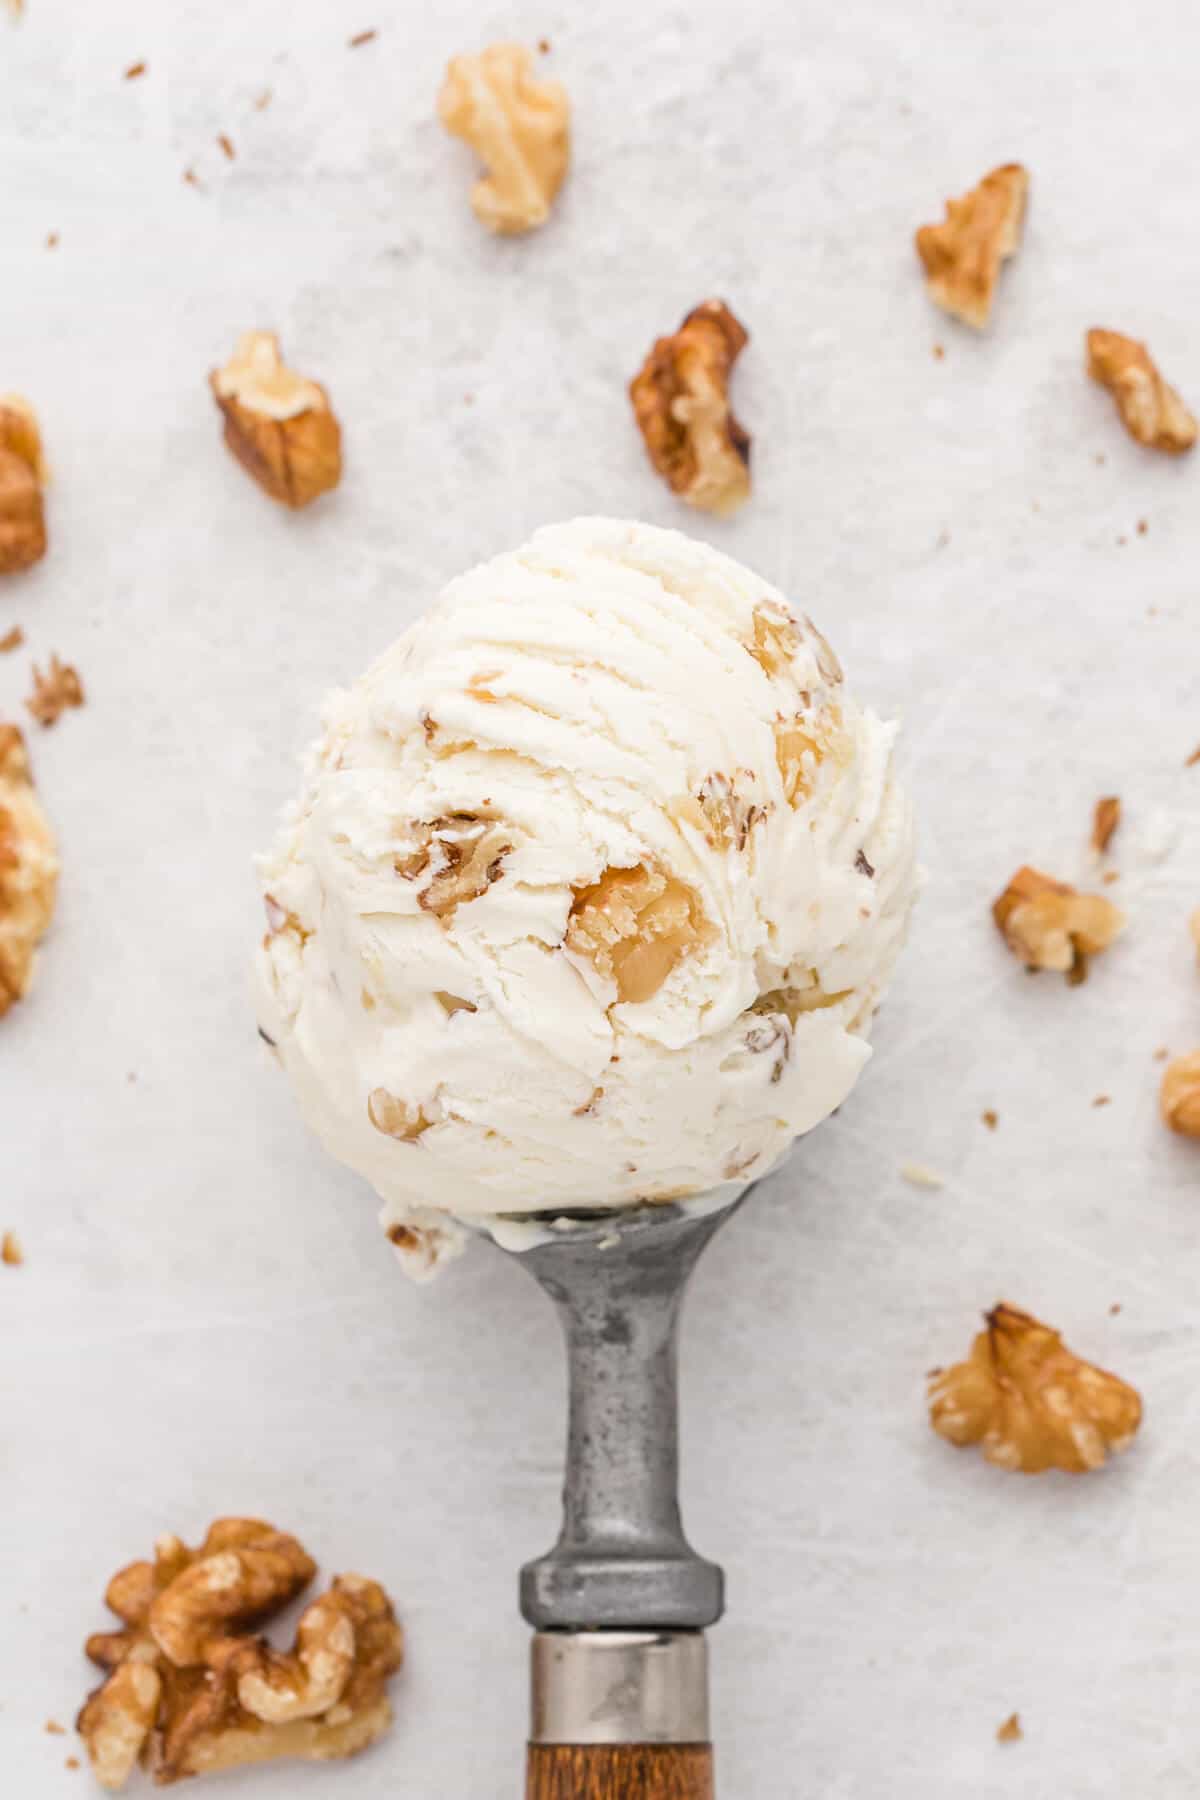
[
  {"xmin": 78, "ymin": 1519, "xmax": 403, "ymax": 1790},
  {"xmin": 438, "ymin": 43, "xmax": 569, "ymax": 235},
  {"xmin": 915, "ymin": 162, "xmax": 1029, "ymax": 329},
  {"xmin": 630, "ymin": 300, "xmax": 751, "ymax": 516},
  {"xmin": 210, "ymin": 332, "xmax": 342, "ymax": 508},
  {"xmin": 0, "ymin": 395, "xmax": 48, "ymax": 574},
  {"xmin": 0, "ymin": 723, "xmax": 58, "ymax": 1017},
  {"xmin": 993, "ymin": 864, "xmax": 1125, "ymax": 984},
  {"xmin": 1086, "ymin": 329, "xmax": 1197, "ymax": 454},
  {"xmin": 928, "ymin": 1303, "xmax": 1142, "ymax": 1474}
]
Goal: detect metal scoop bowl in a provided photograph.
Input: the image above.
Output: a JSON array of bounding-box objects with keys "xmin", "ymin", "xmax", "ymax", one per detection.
[{"xmin": 492, "ymin": 1190, "xmax": 748, "ymax": 1800}]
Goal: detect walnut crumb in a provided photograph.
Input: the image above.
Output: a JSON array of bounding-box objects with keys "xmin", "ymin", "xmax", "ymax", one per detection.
[
  {"xmin": 915, "ymin": 162, "xmax": 1029, "ymax": 329},
  {"xmin": 2, "ymin": 1229, "xmax": 23, "ymax": 1265},
  {"xmin": 0, "ymin": 395, "xmax": 49, "ymax": 574},
  {"xmin": 981, "ymin": 1109, "xmax": 998, "ymax": 1130},
  {"xmin": 210, "ymin": 332, "xmax": 341, "ymax": 509},
  {"xmin": 996, "ymin": 1713, "xmax": 1022, "ymax": 1744},
  {"xmin": 993, "ymin": 865, "xmax": 1125, "ymax": 983},
  {"xmin": 26, "ymin": 654, "xmax": 84, "ymax": 727},
  {"xmin": 1090, "ymin": 795, "xmax": 1120, "ymax": 855},
  {"xmin": 1186, "ymin": 745, "xmax": 1200, "ymax": 769},
  {"xmin": 928, "ymin": 1302, "xmax": 1142, "ymax": 1474},
  {"xmin": 566, "ymin": 862, "xmax": 712, "ymax": 1005},
  {"xmin": 216, "ymin": 133, "xmax": 235, "ymax": 159},
  {"xmin": 1161, "ymin": 1053, "xmax": 1200, "ymax": 1139},
  {"xmin": 77, "ymin": 1520, "xmax": 402, "ymax": 1790},
  {"xmin": 438, "ymin": 43, "xmax": 569, "ymax": 234},
  {"xmin": 1087, "ymin": 330, "xmax": 1197, "ymax": 453},
  {"xmin": 0, "ymin": 624, "xmax": 23, "ymax": 652},
  {"xmin": 630, "ymin": 299, "xmax": 751, "ymax": 515},
  {"xmin": 46, "ymin": 1719, "xmax": 66, "ymax": 1735},
  {"xmin": 349, "ymin": 28, "xmax": 377, "ymax": 46},
  {"xmin": 123, "ymin": 60, "xmax": 146, "ymax": 79},
  {"xmin": 254, "ymin": 89, "xmax": 272, "ymax": 110}
]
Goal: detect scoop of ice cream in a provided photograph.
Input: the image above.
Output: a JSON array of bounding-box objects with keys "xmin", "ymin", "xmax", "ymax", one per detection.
[{"xmin": 256, "ymin": 518, "xmax": 916, "ymax": 1276}]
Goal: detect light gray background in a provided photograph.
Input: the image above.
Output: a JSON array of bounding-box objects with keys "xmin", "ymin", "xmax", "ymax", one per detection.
[{"xmin": 2, "ymin": 1, "xmax": 1198, "ymax": 1794}]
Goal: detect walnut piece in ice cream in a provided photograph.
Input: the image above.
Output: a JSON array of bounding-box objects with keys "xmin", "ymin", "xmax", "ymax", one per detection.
[
  {"xmin": 993, "ymin": 864, "xmax": 1125, "ymax": 984},
  {"xmin": 438, "ymin": 43, "xmax": 569, "ymax": 235},
  {"xmin": 1086, "ymin": 329, "xmax": 1197, "ymax": 454},
  {"xmin": 0, "ymin": 395, "xmax": 48, "ymax": 574},
  {"xmin": 0, "ymin": 723, "xmax": 58, "ymax": 1017},
  {"xmin": 1161, "ymin": 1052, "xmax": 1200, "ymax": 1140},
  {"xmin": 78, "ymin": 1519, "xmax": 403, "ymax": 1790},
  {"xmin": 394, "ymin": 813, "xmax": 513, "ymax": 921},
  {"xmin": 915, "ymin": 163, "xmax": 1029, "ymax": 329},
  {"xmin": 630, "ymin": 300, "xmax": 751, "ymax": 515},
  {"xmin": 928, "ymin": 1303, "xmax": 1142, "ymax": 1474},
  {"xmin": 566, "ymin": 862, "xmax": 713, "ymax": 1005},
  {"xmin": 210, "ymin": 332, "xmax": 342, "ymax": 508}
]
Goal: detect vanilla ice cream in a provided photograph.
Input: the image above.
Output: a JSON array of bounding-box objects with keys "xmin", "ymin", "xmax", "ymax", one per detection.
[{"xmin": 256, "ymin": 518, "xmax": 916, "ymax": 1276}]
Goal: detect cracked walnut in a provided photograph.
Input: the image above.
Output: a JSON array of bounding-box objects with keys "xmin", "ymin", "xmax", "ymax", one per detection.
[{"xmin": 928, "ymin": 1303, "xmax": 1141, "ymax": 1474}]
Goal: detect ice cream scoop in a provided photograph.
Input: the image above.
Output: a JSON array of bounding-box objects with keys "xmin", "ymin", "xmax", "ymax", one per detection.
[{"xmin": 256, "ymin": 517, "xmax": 916, "ymax": 1273}]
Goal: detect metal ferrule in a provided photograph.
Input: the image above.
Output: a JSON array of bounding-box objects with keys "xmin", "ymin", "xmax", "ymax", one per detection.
[{"xmin": 530, "ymin": 1630, "xmax": 710, "ymax": 1746}]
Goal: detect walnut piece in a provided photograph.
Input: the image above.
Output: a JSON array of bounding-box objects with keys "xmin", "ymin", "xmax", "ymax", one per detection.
[
  {"xmin": 671, "ymin": 772, "xmax": 763, "ymax": 853},
  {"xmin": 394, "ymin": 813, "xmax": 512, "ymax": 920},
  {"xmin": 0, "ymin": 723, "xmax": 58, "ymax": 1016},
  {"xmin": 78, "ymin": 1520, "xmax": 403, "ymax": 1791},
  {"xmin": 438, "ymin": 43, "xmax": 569, "ymax": 235},
  {"xmin": 1091, "ymin": 794, "xmax": 1121, "ymax": 855},
  {"xmin": 996, "ymin": 1713, "xmax": 1023, "ymax": 1744},
  {"xmin": 915, "ymin": 163, "xmax": 1029, "ymax": 329},
  {"xmin": 1086, "ymin": 330, "xmax": 1197, "ymax": 454},
  {"xmin": 1161, "ymin": 1052, "xmax": 1200, "ymax": 1139},
  {"xmin": 630, "ymin": 300, "xmax": 751, "ymax": 516},
  {"xmin": 367, "ymin": 1089, "xmax": 434, "ymax": 1143},
  {"xmin": 210, "ymin": 332, "xmax": 342, "ymax": 508},
  {"xmin": 993, "ymin": 865, "xmax": 1125, "ymax": 983},
  {"xmin": 746, "ymin": 603, "xmax": 801, "ymax": 679},
  {"xmin": 566, "ymin": 862, "xmax": 712, "ymax": 1004},
  {"xmin": 928, "ymin": 1303, "xmax": 1142, "ymax": 1474},
  {"xmin": 0, "ymin": 395, "xmax": 48, "ymax": 574},
  {"xmin": 26, "ymin": 653, "xmax": 84, "ymax": 727}
]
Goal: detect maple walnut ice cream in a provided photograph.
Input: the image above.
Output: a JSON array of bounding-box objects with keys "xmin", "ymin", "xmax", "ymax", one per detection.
[{"xmin": 256, "ymin": 518, "xmax": 916, "ymax": 1276}]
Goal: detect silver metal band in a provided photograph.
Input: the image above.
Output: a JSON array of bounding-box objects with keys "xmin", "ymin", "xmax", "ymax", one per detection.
[{"xmin": 529, "ymin": 1630, "xmax": 710, "ymax": 1745}]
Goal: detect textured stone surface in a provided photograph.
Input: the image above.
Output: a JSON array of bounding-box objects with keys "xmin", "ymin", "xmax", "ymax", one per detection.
[{"xmin": 2, "ymin": 1, "xmax": 1198, "ymax": 1795}]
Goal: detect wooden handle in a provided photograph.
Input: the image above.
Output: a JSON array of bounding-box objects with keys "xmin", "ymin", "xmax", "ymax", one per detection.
[{"xmin": 526, "ymin": 1743, "xmax": 714, "ymax": 1800}]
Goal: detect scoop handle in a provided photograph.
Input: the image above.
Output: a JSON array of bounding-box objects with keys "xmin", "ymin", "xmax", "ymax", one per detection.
[
  {"xmin": 527, "ymin": 1631, "xmax": 712, "ymax": 1800},
  {"xmin": 526, "ymin": 1743, "xmax": 713, "ymax": 1799}
]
